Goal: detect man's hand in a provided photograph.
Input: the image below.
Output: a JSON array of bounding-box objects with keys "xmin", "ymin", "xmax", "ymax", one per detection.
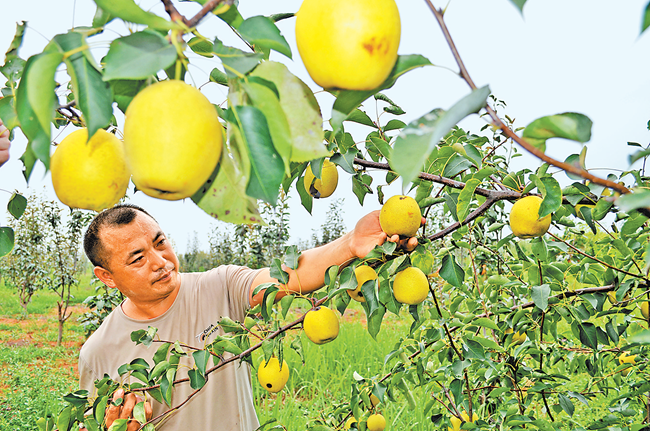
[
  {"xmin": 0, "ymin": 119, "xmax": 10, "ymax": 167},
  {"xmin": 101, "ymin": 388, "xmax": 153, "ymax": 431},
  {"xmin": 348, "ymin": 210, "xmax": 424, "ymax": 259}
]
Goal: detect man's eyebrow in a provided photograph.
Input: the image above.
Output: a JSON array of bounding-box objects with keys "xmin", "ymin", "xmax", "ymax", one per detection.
[{"xmin": 153, "ymin": 231, "xmax": 165, "ymax": 243}]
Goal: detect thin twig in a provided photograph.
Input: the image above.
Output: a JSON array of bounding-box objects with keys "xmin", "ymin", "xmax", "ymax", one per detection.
[
  {"xmin": 160, "ymin": 0, "xmax": 189, "ymax": 25},
  {"xmin": 186, "ymin": 0, "xmax": 233, "ymax": 28}
]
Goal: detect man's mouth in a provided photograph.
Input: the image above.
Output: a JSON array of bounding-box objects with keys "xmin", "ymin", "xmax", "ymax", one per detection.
[{"xmin": 154, "ymin": 268, "xmax": 174, "ymax": 284}]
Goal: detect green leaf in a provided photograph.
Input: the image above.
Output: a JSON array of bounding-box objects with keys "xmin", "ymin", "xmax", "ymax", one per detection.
[
  {"xmin": 538, "ymin": 176, "xmax": 562, "ymax": 218},
  {"xmin": 439, "ymin": 254, "xmax": 464, "ymax": 287},
  {"xmin": 270, "ymin": 258, "xmax": 290, "ymax": 285},
  {"xmin": 188, "ymin": 36, "xmax": 214, "ymax": 58},
  {"xmin": 284, "ymin": 245, "xmax": 300, "ymax": 270},
  {"xmin": 642, "ymin": 1, "xmax": 650, "ymax": 35},
  {"xmin": 410, "ymin": 245, "xmax": 434, "ymax": 275},
  {"xmin": 392, "ymin": 86, "xmax": 490, "ymax": 186},
  {"xmin": 367, "ymin": 136, "xmax": 393, "ymax": 163},
  {"xmin": 238, "ymin": 16, "xmax": 292, "ymax": 59},
  {"xmin": 52, "ymin": 32, "xmax": 113, "ymax": 139},
  {"xmin": 188, "ymin": 368, "xmax": 206, "ymax": 390},
  {"xmin": 531, "ymin": 284, "xmax": 550, "ymax": 311},
  {"xmin": 192, "ymin": 157, "xmax": 263, "ymax": 224},
  {"xmin": 629, "ymin": 329, "xmax": 650, "ymax": 344},
  {"xmin": 0, "ymin": 97, "xmax": 18, "ymax": 132},
  {"xmin": 250, "ymin": 61, "xmax": 328, "ymax": 162},
  {"xmin": 92, "ymin": 0, "xmax": 176, "ymax": 30},
  {"xmin": 3, "ymin": 21, "xmax": 26, "ymax": 65},
  {"xmin": 330, "ymin": 54, "xmax": 432, "ymax": 133},
  {"xmin": 213, "ymin": 37, "xmax": 263, "ymax": 78},
  {"xmin": 558, "ymin": 393, "xmax": 575, "ymax": 417},
  {"xmin": 192, "ymin": 350, "xmax": 210, "ymax": 376},
  {"xmin": 107, "ymin": 418, "xmax": 128, "ymax": 431},
  {"xmin": 16, "ymin": 49, "xmax": 63, "ymax": 172},
  {"xmin": 616, "ymin": 189, "xmax": 650, "ymax": 213},
  {"xmin": 465, "ymin": 339, "xmax": 485, "ymax": 360},
  {"xmin": 384, "ymin": 119, "xmax": 406, "ymax": 132},
  {"xmin": 522, "ymin": 112, "xmax": 592, "ymax": 152},
  {"xmin": 56, "ymin": 405, "xmax": 73, "ymax": 431},
  {"xmin": 232, "ymin": 105, "xmax": 284, "ymax": 205},
  {"xmin": 241, "ymin": 81, "xmax": 292, "ymax": 173},
  {"xmin": 209, "ymin": 67, "xmax": 228, "ymax": 86},
  {"xmin": 92, "ymin": 6, "xmax": 114, "ymax": 28},
  {"xmin": 110, "ymin": 79, "xmax": 146, "ymax": 113},
  {"xmin": 471, "ymin": 317, "xmax": 500, "ymax": 331},
  {"xmin": 509, "ymin": 0, "xmax": 527, "ymax": 13},
  {"xmin": 7, "ymin": 193, "xmax": 27, "ymax": 219},
  {"xmin": 346, "ymin": 109, "xmax": 376, "ymax": 128},
  {"xmin": 103, "ymin": 30, "xmax": 177, "ymax": 81},
  {"xmin": 296, "ymin": 171, "xmax": 313, "ymax": 214},
  {"xmin": 361, "ymin": 280, "xmax": 379, "ymax": 318},
  {"xmin": 577, "ymin": 322, "xmax": 598, "ymax": 350},
  {"xmin": 367, "ymin": 304, "xmax": 386, "ymax": 340},
  {"xmin": 352, "ymin": 172, "xmax": 373, "ymax": 205},
  {"xmin": 456, "ymin": 178, "xmax": 481, "ymax": 221}
]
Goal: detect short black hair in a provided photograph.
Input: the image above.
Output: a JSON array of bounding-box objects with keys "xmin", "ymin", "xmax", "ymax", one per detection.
[{"xmin": 84, "ymin": 204, "xmax": 157, "ymax": 269}]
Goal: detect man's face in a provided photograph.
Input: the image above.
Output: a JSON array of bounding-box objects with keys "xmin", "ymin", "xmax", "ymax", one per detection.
[{"xmin": 94, "ymin": 212, "xmax": 180, "ymax": 305}]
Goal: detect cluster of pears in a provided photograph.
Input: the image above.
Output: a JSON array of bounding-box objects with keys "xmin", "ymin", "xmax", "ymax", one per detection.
[
  {"xmin": 50, "ymin": 80, "xmax": 223, "ymax": 211},
  {"xmin": 349, "ymin": 195, "xmax": 429, "ymax": 306}
]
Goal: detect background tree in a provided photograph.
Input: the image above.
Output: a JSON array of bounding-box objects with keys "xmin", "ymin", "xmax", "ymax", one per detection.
[
  {"xmin": 42, "ymin": 201, "xmax": 91, "ymax": 345},
  {"xmin": 0, "ymin": 193, "xmax": 48, "ymax": 317}
]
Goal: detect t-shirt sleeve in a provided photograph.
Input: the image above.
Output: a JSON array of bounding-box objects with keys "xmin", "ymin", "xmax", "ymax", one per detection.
[
  {"xmin": 78, "ymin": 349, "xmax": 98, "ymax": 395},
  {"xmin": 214, "ymin": 265, "xmax": 263, "ymax": 322}
]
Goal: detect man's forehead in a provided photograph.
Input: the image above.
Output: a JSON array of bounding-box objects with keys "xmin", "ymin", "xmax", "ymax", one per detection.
[{"xmin": 100, "ymin": 213, "xmax": 163, "ymax": 247}]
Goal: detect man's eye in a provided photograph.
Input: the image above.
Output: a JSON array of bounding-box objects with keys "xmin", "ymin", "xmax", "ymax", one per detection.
[
  {"xmin": 131, "ymin": 256, "xmax": 143, "ymax": 264},
  {"xmin": 158, "ymin": 238, "xmax": 166, "ymax": 246}
]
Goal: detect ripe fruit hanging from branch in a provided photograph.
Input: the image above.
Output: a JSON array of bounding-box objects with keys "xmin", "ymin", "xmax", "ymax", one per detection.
[
  {"xmin": 123, "ymin": 80, "xmax": 223, "ymax": 201},
  {"xmin": 509, "ymin": 196, "xmax": 552, "ymax": 239},
  {"xmin": 379, "ymin": 195, "xmax": 422, "ymax": 237},
  {"xmin": 348, "ymin": 265, "xmax": 378, "ymax": 303},
  {"xmin": 448, "ymin": 411, "xmax": 478, "ymax": 431},
  {"xmin": 303, "ymin": 159, "xmax": 339, "ymax": 198},
  {"xmin": 303, "ymin": 306, "xmax": 340, "ymax": 345},
  {"xmin": 367, "ymin": 413, "xmax": 386, "ymax": 431},
  {"xmin": 295, "ymin": 0, "xmax": 401, "ymax": 90},
  {"xmin": 392, "ymin": 266, "xmax": 429, "ymax": 305},
  {"xmin": 50, "ymin": 128, "xmax": 130, "ymax": 212},
  {"xmin": 257, "ymin": 356, "xmax": 290, "ymax": 393}
]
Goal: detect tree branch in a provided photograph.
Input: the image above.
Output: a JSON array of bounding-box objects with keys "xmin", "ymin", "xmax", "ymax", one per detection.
[
  {"xmin": 186, "ymin": 0, "xmax": 233, "ymax": 28},
  {"xmin": 423, "ymin": 0, "xmax": 639, "ymax": 201},
  {"xmin": 160, "ymin": 0, "xmax": 189, "ymax": 25}
]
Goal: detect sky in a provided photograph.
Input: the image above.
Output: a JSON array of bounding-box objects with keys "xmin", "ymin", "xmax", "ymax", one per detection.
[{"xmin": 1, "ymin": 0, "xmax": 649, "ymax": 253}]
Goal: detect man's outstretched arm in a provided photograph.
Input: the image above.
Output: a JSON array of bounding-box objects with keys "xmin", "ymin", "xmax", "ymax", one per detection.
[{"xmin": 249, "ymin": 210, "xmax": 422, "ymax": 306}]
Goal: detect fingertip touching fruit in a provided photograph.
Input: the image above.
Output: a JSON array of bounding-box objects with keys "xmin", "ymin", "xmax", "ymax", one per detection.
[
  {"xmin": 303, "ymin": 160, "xmax": 338, "ymax": 198},
  {"xmin": 303, "ymin": 306, "xmax": 339, "ymax": 345},
  {"xmin": 51, "ymin": 128, "xmax": 130, "ymax": 212},
  {"xmin": 257, "ymin": 356, "xmax": 289, "ymax": 393},
  {"xmin": 123, "ymin": 80, "xmax": 223, "ymax": 201},
  {"xmin": 367, "ymin": 413, "xmax": 386, "ymax": 431},
  {"xmin": 295, "ymin": 0, "xmax": 401, "ymax": 91},
  {"xmin": 379, "ymin": 195, "xmax": 422, "ymax": 237},
  {"xmin": 392, "ymin": 266, "xmax": 429, "ymax": 305},
  {"xmin": 348, "ymin": 265, "xmax": 378, "ymax": 302},
  {"xmin": 509, "ymin": 196, "xmax": 551, "ymax": 238}
]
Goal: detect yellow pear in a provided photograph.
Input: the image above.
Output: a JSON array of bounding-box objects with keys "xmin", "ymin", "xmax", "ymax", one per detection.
[
  {"xmin": 348, "ymin": 265, "xmax": 378, "ymax": 302},
  {"xmin": 392, "ymin": 267, "xmax": 429, "ymax": 305},
  {"xmin": 303, "ymin": 306, "xmax": 339, "ymax": 344},
  {"xmin": 506, "ymin": 328, "xmax": 527, "ymax": 345},
  {"xmin": 642, "ymin": 302, "xmax": 649, "ymax": 320},
  {"xmin": 448, "ymin": 411, "xmax": 478, "ymax": 431},
  {"xmin": 295, "ymin": 0, "xmax": 400, "ymax": 90},
  {"xmin": 380, "ymin": 195, "xmax": 422, "ymax": 237},
  {"xmin": 303, "ymin": 160, "xmax": 338, "ymax": 198},
  {"xmin": 50, "ymin": 128, "xmax": 130, "ymax": 212},
  {"xmin": 123, "ymin": 80, "xmax": 223, "ymax": 201},
  {"xmin": 344, "ymin": 417, "xmax": 357, "ymax": 429},
  {"xmin": 367, "ymin": 413, "xmax": 386, "ymax": 431},
  {"xmin": 619, "ymin": 351, "xmax": 637, "ymax": 377},
  {"xmin": 257, "ymin": 356, "xmax": 289, "ymax": 393},
  {"xmin": 509, "ymin": 196, "xmax": 551, "ymax": 238}
]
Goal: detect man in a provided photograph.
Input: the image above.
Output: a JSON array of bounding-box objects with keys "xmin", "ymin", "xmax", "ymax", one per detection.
[
  {"xmin": 80, "ymin": 204, "xmax": 420, "ymax": 430},
  {"xmin": 0, "ymin": 119, "xmax": 10, "ymax": 167}
]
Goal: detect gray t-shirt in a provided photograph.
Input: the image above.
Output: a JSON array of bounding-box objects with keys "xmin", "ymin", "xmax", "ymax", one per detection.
[{"xmin": 79, "ymin": 265, "xmax": 262, "ymax": 431}]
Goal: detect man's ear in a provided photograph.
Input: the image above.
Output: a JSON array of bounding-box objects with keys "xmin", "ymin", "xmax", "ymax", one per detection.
[{"xmin": 94, "ymin": 266, "xmax": 116, "ymax": 289}]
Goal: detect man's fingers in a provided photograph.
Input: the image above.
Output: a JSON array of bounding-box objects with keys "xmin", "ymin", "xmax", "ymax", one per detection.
[
  {"xmin": 127, "ymin": 419, "xmax": 141, "ymax": 431},
  {"xmin": 120, "ymin": 393, "xmax": 138, "ymax": 420},
  {"xmin": 405, "ymin": 236, "xmax": 419, "ymax": 252},
  {"xmin": 145, "ymin": 401, "xmax": 153, "ymax": 420}
]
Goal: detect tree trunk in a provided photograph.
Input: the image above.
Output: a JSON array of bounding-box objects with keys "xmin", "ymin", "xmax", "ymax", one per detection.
[{"xmin": 58, "ymin": 319, "xmax": 63, "ymax": 346}]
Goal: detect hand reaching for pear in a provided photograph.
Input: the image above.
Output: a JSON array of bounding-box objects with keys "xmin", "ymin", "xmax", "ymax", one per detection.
[{"xmin": 349, "ymin": 210, "xmax": 424, "ymax": 259}]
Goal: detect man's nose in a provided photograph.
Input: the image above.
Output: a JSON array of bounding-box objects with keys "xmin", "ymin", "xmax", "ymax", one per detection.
[{"xmin": 150, "ymin": 249, "xmax": 167, "ymax": 269}]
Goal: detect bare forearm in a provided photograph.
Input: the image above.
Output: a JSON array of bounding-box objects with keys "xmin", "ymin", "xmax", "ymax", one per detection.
[{"xmin": 250, "ymin": 232, "xmax": 356, "ymax": 306}]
